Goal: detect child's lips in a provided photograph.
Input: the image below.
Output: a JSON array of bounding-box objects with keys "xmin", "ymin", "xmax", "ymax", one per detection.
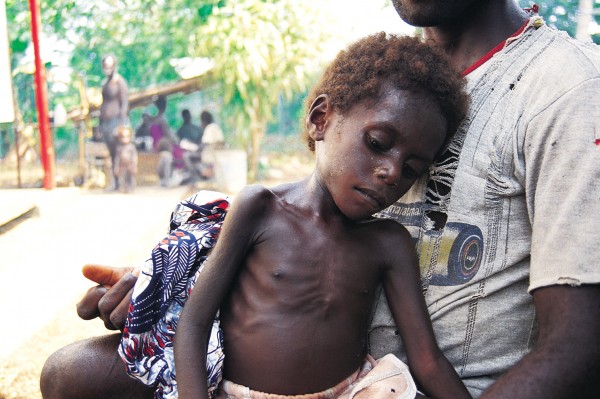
[{"xmin": 356, "ymin": 187, "xmax": 386, "ymax": 209}]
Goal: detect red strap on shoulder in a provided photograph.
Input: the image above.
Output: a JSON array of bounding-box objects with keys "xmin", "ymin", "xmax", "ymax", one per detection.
[{"xmin": 462, "ymin": 19, "xmax": 531, "ymax": 76}]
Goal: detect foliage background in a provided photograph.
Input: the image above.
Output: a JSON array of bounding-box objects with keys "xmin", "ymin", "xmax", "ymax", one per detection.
[{"xmin": 1, "ymin": 0, "xmax": 599, "ymax": 183}]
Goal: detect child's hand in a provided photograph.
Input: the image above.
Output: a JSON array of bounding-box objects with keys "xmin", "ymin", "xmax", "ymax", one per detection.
[{"xmin": 76, "ymin": 264, "xmax": 140, "ymax": 331}]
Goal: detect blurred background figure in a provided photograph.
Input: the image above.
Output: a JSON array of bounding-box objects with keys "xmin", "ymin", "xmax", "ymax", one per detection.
[
  {"xmin": 156, "ymin": 135, "xmax": 173, "ymax": 187},
  {"xmin": 179, "ymin": 109, "xmax": 204, "ymax": 184},
  {"xmin": 147, "ymin": 96, "xmax": 185, "ymax": 186},
  {"xmin": 113, "ymin": 125, "xmax": 137, "ymax": 194},
  {"xmin": 182, "ymin": 110, "xmax": 224, "ymax": 184},
  {"xmin": 134, "ymin": 112, "xmax": 153, "ymax": 152},
  {"xmin": 176, "ymin": 109, "xmax": 202, "ymax": 146},
  {"xmin": 148, "ymin": 95, "xmax": 174, "ymax": 152},
  {"xmin": 98, "ymin": 54, "xmax": 129, "ymax": 191},
  {"xmin": 198, "ymin": 110, "xmax": 224, "ymax": 180}
]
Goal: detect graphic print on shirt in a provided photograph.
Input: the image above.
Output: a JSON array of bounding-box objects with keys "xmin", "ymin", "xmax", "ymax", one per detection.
[{"xmin": 378, "ymin": 120, "xmax": 483, "ymax": 289}]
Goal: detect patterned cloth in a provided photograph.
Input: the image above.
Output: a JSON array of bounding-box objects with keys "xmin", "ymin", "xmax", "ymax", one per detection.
[{"xmin": 119, "ymin": 190, "xmax": 230, "ymax": 399}]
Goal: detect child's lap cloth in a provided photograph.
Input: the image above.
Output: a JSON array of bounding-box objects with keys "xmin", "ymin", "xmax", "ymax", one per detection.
[
  {"xmin": 217, "ymin": 354, "xmax": 417, "ymax": 399},
  {"xmin": 118, "ymin": 190, "xmax": 231, "ymax": 399}
]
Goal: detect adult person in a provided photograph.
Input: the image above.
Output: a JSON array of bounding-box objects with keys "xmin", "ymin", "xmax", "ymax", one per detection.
[
  {"xmin": 176, "ymin": 109, "xmax": 202, "ymax": 145},
  {"xmin": 182, "ymin": 110, "xmax": 224, "ymax": 182},
  {"xmin": 147, "ymin": 96, "xmax": 181, "ymax": 186},
  {"xmin": 40, "ymin": 2, "xmax": 600, "ymax": 398},
  {"xmin": 98, "ymin": 54, "xmax": 129, "ymax": 191},
  {"xmin": 197, "ymin": 110, "xmax": 225, "ymax": 179},
  {"xmin": 177, "ymin": 109, "xmax": 204, "ymax": 183},
  {"xmin": 367, "ymin": 1, "xmax": 600, "ymax": 398},
  {"xmin": 148, "ymin": 95, "xmax": 176, "ymax": 152},
  {"xmin": 134, "ymin": 112, "xmax": 153, "ymax": 151}
]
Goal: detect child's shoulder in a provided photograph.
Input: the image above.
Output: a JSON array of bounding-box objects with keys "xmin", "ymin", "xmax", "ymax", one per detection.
[
  {"xmin": 236, "ymin": 184, "xmax": 276, "ymax": 203},
  {"xmin": 231, "ymin": 184, "xmax": 282, "ymax": 215},
  {"xmin": 362, "ymin": 217, "xmax": 413, "ymax": 245},
  {"xmin": 358, "ymin": 218, "xmax": 417, "ymax": 267},
  {"xmin": 233, "ymin": 181, "xmax": 305, "ymax": 219},
  {"xmin": 237, "ymin": 182, "xmax": 300, "ymax": 203}
]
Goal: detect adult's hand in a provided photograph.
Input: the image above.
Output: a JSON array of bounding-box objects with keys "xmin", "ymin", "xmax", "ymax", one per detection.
[{"xmin": 76, "ymin": 264, "xmax": 140, "ymax": 331}]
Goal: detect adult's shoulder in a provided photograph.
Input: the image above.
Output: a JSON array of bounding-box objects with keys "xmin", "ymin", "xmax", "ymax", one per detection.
[
  {"xmin": 526, "ymin": 25, "xmax": 600, "ymax": 86},
  {"xmin": 490, "ymin": 24, "xmax": 600, "ymax": 121},
  {"xmin": 115, "ymin": 72, "xmax": 129, "ymax": 86}
]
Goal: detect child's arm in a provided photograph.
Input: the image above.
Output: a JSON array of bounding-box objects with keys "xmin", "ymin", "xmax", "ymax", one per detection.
[
  {"xmin": 380, "ymin": 221, "xmax": 471, "ymax": 399},
  {"xmin": 175, "ymin": 185, "xmax": 269, "ymax": 399}
]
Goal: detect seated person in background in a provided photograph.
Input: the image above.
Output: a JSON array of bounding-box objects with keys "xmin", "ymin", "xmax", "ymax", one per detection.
[
  {"xmin": 182, "ymin": 110, "xmax": 224, "ymax": 182},
  {"xmin": 179, "ymin": 109, "xmax": 205, "ymax": 184},
  {"xmin": 177, "ymin": 109, "xmax": 202, "ymax": 149},
  {"xmin": 174, "ymin": 33, "xmax": 470, "ymax": 399},
  {"xmin": 114, "ymin": 125, "xmax": 138, "ymax": 193},
  {"xmin": 134, "ymin": 112, "xmax": 153, "ymax": 151},
  {"xmin": 196, "ymin": 111, "xmax": 224, "ymax": 180},
  {"xmin": 149, "ymin": 95, "xmax": 177, "ymax": 152}
]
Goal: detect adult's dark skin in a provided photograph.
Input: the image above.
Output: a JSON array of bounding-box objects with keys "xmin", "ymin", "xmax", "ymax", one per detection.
[
  {"xmin": 41, "ymin": 265, "xmax": 154, "ymax": 399},
  {"xmin": 41, "ymin": 1, "xmax": 600, "ymax": 398},
  {"xmin": 76, "ymin": 265, "xmax": 139, "ymax": 331}
]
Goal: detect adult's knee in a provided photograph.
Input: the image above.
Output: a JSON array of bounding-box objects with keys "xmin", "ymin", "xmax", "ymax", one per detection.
[
  {"xmin": 40, "ymin": 344, "xmax": 79, "ymax": 399},
  {"xmin": 40, "ymin": 334, "xmax": 154, "ymax": 399}
]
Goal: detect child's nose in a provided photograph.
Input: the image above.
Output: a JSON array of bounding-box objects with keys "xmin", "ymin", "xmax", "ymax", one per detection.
[{"xmin": 375, "ymin": 162, "xmax": 400, "ymax": 186}]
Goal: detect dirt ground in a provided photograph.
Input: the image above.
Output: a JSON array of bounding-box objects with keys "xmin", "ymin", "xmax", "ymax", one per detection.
[{"xmin": 0, "ymin": 148, "xmax": 313, "ymax": 399}]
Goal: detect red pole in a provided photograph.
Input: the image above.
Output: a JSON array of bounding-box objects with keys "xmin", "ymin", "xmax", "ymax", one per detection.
[{"xmin": 28, "ymin": 0, "xmax": 55, "ymax": 189}]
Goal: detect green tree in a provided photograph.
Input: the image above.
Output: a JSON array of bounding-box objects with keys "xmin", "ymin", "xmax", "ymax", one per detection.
[
  {"xmin": 190, "ymin": 0, "xmax": 326, "ymax": 180},
  {"xmin": 5, "ymin": 0, "xmax": 329, "ymax": 178}
]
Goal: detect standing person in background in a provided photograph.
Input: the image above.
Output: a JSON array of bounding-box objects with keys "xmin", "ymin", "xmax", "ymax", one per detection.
[
  {"xmin": 156, "ymin": 136, "xmax": 174, "ymax": 187},
  {"xmin": 99, "ymin": 54, "xmax": 129, "ymax": 191},
  {"xmin": 40, "ymin": 1, "xmax": 600, "ymax": 398},
  {"xmin": 113, "ymin": 125, "xmax": 138, "ymax": 194}
]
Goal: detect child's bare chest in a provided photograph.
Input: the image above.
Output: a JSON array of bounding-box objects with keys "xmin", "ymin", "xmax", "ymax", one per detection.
[{"xmin": 240, "ymin": 211, "xmax": 385, "ymax": 309}]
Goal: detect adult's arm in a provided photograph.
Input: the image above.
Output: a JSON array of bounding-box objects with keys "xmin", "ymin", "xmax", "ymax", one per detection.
[
  {"xmin": 480, "ymin": 284, "xmax": 600, "ymax": 398},
  {"xmin": 76, "ymin": 264, "xmax": 138, "ymax": 331},
  {"xmin": 482, "ymin": 74, "xmax": 600, "ymax": 397}
]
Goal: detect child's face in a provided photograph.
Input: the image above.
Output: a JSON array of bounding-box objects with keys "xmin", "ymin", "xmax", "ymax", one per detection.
[
  {"xmin": 118, "ymin": 129, "xmax": 132, "ymax": 144},
  {"xmin": 314, "ymin": 88, "xmax": 446, "ymax": 221}
]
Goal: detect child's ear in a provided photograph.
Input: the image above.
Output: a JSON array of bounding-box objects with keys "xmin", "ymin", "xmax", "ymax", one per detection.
[{"xmin": 306, "ymin": 94, "xmax": 330, "ymax": 142}]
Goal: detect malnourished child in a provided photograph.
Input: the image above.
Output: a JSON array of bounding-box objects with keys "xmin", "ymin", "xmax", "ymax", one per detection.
[{"xmin": 173, "ymin": 33, "xmax": 471, "ymax": 399}]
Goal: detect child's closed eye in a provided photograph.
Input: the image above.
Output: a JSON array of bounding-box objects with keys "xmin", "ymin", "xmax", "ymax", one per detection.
[{"xmin": 367, "ymin": 133, "xmax": 390, "ymax": 152}]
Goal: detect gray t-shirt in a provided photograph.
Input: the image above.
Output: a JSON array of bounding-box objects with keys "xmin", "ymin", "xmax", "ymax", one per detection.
[{"xmin": 369, "ymin": 18, "xmax": 600, "ymax": 397}]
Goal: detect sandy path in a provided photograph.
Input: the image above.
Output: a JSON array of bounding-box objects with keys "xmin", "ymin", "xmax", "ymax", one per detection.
[{"xmin": 0, "ymin": 185, "xmax": 192, "ymax": 399}]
